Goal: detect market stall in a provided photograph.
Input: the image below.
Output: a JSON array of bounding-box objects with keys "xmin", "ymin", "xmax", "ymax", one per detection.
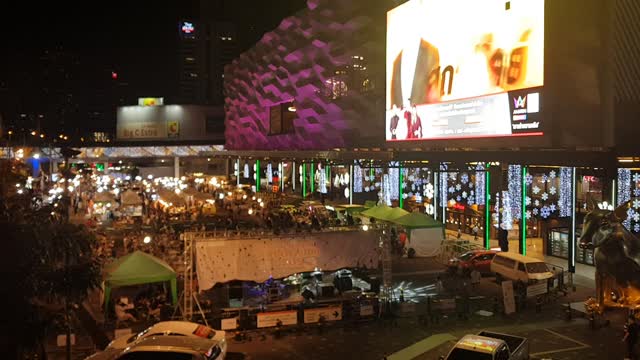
[{"xmin": 391, "ymin": 212, "xmax": 444, "ymax": 257}]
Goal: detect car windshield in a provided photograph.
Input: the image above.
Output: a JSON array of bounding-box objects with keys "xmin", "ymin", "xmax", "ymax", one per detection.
[
  {"xmin": 526, "ymin": 262, "xmax": 549, "ymax": 273},
  {"xmin": 446, "ymin": 348, "xmax": 493, "ymax": 360},
  {"xmin": 459, "ymin": 252, "xmax": 475, "ymax": 261}
]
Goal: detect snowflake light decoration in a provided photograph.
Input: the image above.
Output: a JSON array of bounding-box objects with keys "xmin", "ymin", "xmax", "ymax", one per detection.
[
  {"xmin": 540, "ymin": 206, "xmax": 551, "ymax": 219},
  {"xmin": 525, "ymin": 196, "xmax": 532, "ymax": 206},
  {"xmin": 532, "ymin": 208, "xmax": 539, "ymax": 216},
  {"xmin": 455, "ymin": 184, "xmax": 462, "ymax": 191},
  {"xmin": 460, "ymin": 173, "xmax": 469, "ymax": 184},
  {"xmin": 634, "ymin": 189, "xmax": 640, "ymax": 197},
  {"xmin": 456, "ymin": 195, "xmax": 461, "ymax": 202},
  {"xmin": 634, "ymin": 199, "xmax": 640, "ymax": 210},
  {"xmin": 448, "ymin": 186, "xmax": 455, "ymax": 193},
  {"xmin": 634, "ymin": 213, "xmax": 640, "ymax": 222},
  {"xmin": 532, "ymin": 186, "xmax": 541, "ymax": 194},
  {"xmin": 525, "ymin": 174, "xmax": 533, "ymax": 185},
  {"xmin": 541, "ymin": 174, "xmax": 548, "ymax": 183},
  {"xmin": 634, "ymin": 173, "xmax": 640, "ymax": 183},
  {"xmin": 549, "ymin": 170, "xmax": 557, "ymax": 179},
  {"xmin": 628, "ymin": 208, "xmax": 636, "ymax": 221},
  {"xmin": 534, "ymin": 199, "xmax": 540, "ymax": 207},
  {"xmin": 541, "ymin": 192, "xmax": 549, "ymax": 201},
  {"xmin": 549, "ymin": 186, "xmax": 557, "ymax": 195},
  {"xmin": 462, "ymin": 191, "xmax": 468, "ymax": 199},
  {"xmin": 549, "ymin": 204, "xmax": 556, "ymax": 212},
  {"xmin": 449, "ymin": 173, "xmax": 457, "ymax": 180},
  {"xmin": 635, "ymin": 224, "xmax": 640, "ymax": 233},
  {"xmin": 526, "ymin": 210, "xmax": 532, "ymax": 219},
  {"xmin": 425, "ymin": 183, "xmax": 434, "ymax": 199}
]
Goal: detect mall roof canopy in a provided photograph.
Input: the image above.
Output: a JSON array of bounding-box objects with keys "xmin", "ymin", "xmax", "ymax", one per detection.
[
  {"xmin": 391, "ymin": 212, "xmax": 443, "ymax": 229},
  {"xmin": 103, "ymin": 251, "xmax": 178, "ymax": 311}
]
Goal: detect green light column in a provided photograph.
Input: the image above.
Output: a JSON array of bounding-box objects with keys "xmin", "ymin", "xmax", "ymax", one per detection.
[
  {"xmin": 311, "ymin": 161, "xmax": 315, "ymax": 194},
  {"xmin": 484, "ymin": 164, "xmax": 491, "ymax": 249},
  {"xmin": 326, "ymin": 165, "xmax": 330, "ymax": 195},
  {"xmin": 520, "ymin": 166, "xmax": 527, "ymax": 255},
  {"xmin": 399, "ymin": 164, "xmax": 404, "ymax": 208},
  {"xmin": 302, "ymin": 163, "xmax": 307, "ymax": 198},
  {"xmin": 255, "ymin": 160, "xmax": 261, "ymax": 192}
]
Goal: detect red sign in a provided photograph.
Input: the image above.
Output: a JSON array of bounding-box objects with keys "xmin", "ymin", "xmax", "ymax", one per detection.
[
  {"xmin": 451, "ymin": 203, "xmax": 465, "ymax": 211},
  {"xmin": 583, "ymin": 176, "xmax": 597, "ymax": 183}
]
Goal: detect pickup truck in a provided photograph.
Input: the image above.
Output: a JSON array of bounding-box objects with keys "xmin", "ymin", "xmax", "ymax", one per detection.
[{"xmin": 440, "ymin": 331, "xmax": 529, "ymax": 360}]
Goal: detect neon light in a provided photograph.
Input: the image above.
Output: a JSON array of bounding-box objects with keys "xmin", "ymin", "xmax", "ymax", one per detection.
[
  {"xmin": 302, "ymin": 163, "xmax": 307, "ymax": 198},
  {"xmin": 181, "ymin": 22, "xmax": 195, "ymax": 34},
  {"xmin": 521, "ymin": 166, "xmax": 527, "ymax": 255},
  {"xmin": 485, "ymin": 164, "xmax": 491, "ymax": 249}
]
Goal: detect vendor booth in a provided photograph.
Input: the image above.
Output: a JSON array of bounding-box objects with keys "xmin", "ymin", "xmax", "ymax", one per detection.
[
  {"xmin": 103, "ymin": 251, "xmax": 178, "ymax": 311},
  {"xmin": 120, "ymin": 190, "xmax": 143, "ymax": 217},
  {"xmin": 391, "ymin": 212, "xmax": 444, "ymax": 257}
]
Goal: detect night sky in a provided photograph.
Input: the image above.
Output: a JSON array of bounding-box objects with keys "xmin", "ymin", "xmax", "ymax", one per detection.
[{"xmin": 0, "ymin": 0, "xmax": 307, "ymax": 134}]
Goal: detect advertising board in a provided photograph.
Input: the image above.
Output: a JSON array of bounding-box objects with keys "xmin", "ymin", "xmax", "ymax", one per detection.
[
  {"xmin": 303, "ymin": 306, "xmax": 343, "ymax": 324},
  {"xmin": 256, "ymin": 310, "xmax": 298, "ymax": 328},
  {"xmin": 386, "ymin": 0, "xmax": 544, "ymax": 141}
]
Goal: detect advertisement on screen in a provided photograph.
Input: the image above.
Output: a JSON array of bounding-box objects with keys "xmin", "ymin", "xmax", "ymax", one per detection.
[{"xmin": 386, "ymin": 0, "xmax": 544, "ymax": 141}]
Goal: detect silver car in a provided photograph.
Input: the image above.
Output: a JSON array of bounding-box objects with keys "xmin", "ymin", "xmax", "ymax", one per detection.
[{"xmin": 86, "ymin": 335, "xmax": 225, "ymax": 360}]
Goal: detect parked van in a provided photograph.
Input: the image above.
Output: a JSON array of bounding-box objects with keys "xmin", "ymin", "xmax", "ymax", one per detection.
[{"xmin": 490, "ymin": 252, "xmax": 553, "ymax": 284}]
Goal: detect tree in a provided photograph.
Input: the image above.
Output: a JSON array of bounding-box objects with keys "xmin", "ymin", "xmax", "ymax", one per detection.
[{"xmin": 1, "ymin": 180, "xmax": 101, "ymax": 359}]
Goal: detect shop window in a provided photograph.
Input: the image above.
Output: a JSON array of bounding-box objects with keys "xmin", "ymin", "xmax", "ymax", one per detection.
[{"xmin": 269, "ymin": 101, "xmax": 296, "ymax": 135}]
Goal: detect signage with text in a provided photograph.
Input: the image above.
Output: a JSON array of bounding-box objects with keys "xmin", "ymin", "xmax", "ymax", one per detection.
[
  {"xmin": 386, "ymin": 0, "xmax": 544, "ymax": 141},
  {"xmin": 257, "ymin": 311, "xmax": 298, "ymax": 328},
  {"xmin": 303, "ymin": 306, "xmax": 342, "ymax": 324}
]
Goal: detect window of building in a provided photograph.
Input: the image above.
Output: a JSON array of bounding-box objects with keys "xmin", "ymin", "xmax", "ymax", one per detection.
[{"xmin": 269, "ymin": 101, "xmax": 296, "ymax": 135}]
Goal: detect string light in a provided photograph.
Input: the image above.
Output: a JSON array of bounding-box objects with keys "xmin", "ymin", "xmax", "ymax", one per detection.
[
  {"xmin": 353, "ymin": 163, "xmax": 363, "ymax": 193},
  {"xmin": 618, "ymin": 168, "xmax": 632, "ymax": 229},
  {"xmin": 389, "ymin": 162, "xmax": 399, "ymax": 200},
  {"xmin": 440, "ymin": 164, "xmax": 448, "ymax": 208},
  {"xmin": 501, "ymin": 191, "xmax": 514, "ymax": 230},
  {"xmin": 244, "ymin": 163, "xmax": 249, "ymax": 179},
  {"xmin": 319, "ymin": 165, "xmax": 327, "ymax": 194},
  {"xmin": 508, "ymin": 165, "xmax": 522, "ymax": 220},
  {"xmin": 383, "ymin": 174, "xmax": 391, "ymax": 206},
  {"xmin": 475, "ymin": 163, "xmax": 485, "ymax": 205},
  {"xmin": 267, "ymin": 163, "xmax": 273, "ymax": 184},
  {"xmin": 559, "ymin": 167, "xmax": 573, "ymax": 217}
]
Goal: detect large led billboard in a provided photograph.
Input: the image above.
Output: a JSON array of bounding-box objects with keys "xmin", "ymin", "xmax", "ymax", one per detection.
[{"xmin": 386, "ymin": 0, "xmax": 544, "ymax": 141}]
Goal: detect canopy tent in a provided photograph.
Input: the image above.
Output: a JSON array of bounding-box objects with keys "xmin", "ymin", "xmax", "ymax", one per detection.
[
  {"xmin": 121, "ymin": 190, "xmax": 143, "ymax": 206},
  {"xmin": 157, "ymin": 189, "xmax": 186, "ymax": 206},
  {"xmin": 335, "ymin": 204, "xmax": 366, "ymax": 215},
  {"xmin": 361, "ymin": 205, "xmax": 409, "ymax": 222},
  {"xmin": 103, "ymin": 251, "xmax": 178, "ymax": 311},
  {"xmin": 391, "ymin": 212, "xmax": 443, "ymax": 229},
  {"xmin": 392, "ymin": 212, "xmax": 445, "ymax": 257},
  {"xmin": 94, "ymin": 191, "xmax": 115, "ymax": 203}
]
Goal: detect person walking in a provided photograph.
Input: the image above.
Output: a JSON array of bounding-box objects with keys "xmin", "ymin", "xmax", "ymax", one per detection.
[{"xmin": 624, "ymin": 315, "xmax": 639, "ymax": 360}]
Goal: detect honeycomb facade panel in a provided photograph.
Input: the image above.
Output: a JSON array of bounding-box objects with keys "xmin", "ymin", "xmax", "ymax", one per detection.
[{"xmin": 224, "ymin": 0, "xmax": 384, "ymax": 151}]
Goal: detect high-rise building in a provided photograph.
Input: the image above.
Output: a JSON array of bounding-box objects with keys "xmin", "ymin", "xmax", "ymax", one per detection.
[{"xmin": 177, "ymin": 19, "xmax": 237, "ymax": 105}]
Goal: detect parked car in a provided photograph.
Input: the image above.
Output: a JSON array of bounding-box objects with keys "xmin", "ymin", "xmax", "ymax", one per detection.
[
  {"xmin": 87, "ymin": 335, "xmax": 226, "ymax": 360},
  {"xmin": 490, "ymin": 252, "xmax": 553, "ymax": 284},
  {"xmin": 106, "ymin": 321, "xmax": 226, "ymax": 357},
  {"xmin": 441, "ymin": 331, "xmax": 529, "ymax": 360},
  {"xmin": 448, "ymin": 250, "xmax": 497, "ymax": 276}
]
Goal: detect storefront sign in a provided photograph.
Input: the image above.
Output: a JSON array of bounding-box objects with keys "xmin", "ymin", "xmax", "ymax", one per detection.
[
  {"xmin": 304, "ymin": 306, "xmax": 342, "ymax": 323},
  {"xmin": 220, "ymin": 317, "xmax": 238, "ymax": 330},
  {"xmin": 257, "ymin": 310, "xmax": 297, "ymax": 328},
  {"xmin": 502, "ymin": 280, "xmax": 516, "ymax": 315},
  {"xmin": 527, "ymin": 282, "xmax": 548, "ymax": 298}
]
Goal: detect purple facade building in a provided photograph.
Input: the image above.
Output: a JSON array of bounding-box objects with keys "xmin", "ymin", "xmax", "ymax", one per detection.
[{"xmin": 224, "ymin": 0, "xmax": 385, "ymax": 151}]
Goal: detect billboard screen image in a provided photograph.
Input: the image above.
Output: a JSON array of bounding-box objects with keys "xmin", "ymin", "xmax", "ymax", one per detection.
[{"xmin": 386, "ymin": 0, "xmax": 544, "ymax": 141}]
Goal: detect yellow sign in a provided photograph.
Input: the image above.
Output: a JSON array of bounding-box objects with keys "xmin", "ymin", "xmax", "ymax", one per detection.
[{"xmin": 138, "ymin": 97, "xmax": 164, "ymax": 106}]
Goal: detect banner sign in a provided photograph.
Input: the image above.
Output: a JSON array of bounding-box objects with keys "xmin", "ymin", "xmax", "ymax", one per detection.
[
  {"xmin": 303, "ymin": 306, "xmax": 343, "ymax": 323},
  {"xmin": 257, "ymin": 311, "xmax": 298, "ymax": 328},
  {"xmin": 195, "ymin": 231, "xmax": 379, "ymax": 289},
  {"xmin": 220, "ymin": 318, "xmax": 238, "ymax": 330},
  {"xmin": 502, "ymin": 280, "xmax": 516, "ymax": 314}
]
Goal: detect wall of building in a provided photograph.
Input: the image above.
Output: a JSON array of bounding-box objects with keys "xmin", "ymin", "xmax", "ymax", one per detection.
[{"xmin": 224, "ymin": 0, "xmax": 385, "ymax": 151}]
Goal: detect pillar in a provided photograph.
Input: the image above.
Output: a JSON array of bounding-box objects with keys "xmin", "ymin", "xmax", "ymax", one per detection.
[{"xmin": 174, "ymin": 156, "xmax": 180, "ymax": 179}]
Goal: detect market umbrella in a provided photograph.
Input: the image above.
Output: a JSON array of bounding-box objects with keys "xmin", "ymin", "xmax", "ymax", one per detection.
[
  {"xmin": 121, "ymin": 190, "xmax": 142, "ymax": 206},
  {"xmin": 335, "ymin": 204, "xmax": 366, "ymax": 215},
  {"xmin": 94, "ymin": 191, "xmax": 114, "ymax": 203},
  {"xmin": 361, "ymin": 205, "xmax": 409, "ymax": 221}
]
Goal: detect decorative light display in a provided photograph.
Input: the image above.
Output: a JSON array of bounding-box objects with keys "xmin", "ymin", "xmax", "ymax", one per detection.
[
  {"xmin": 353, "ymin": 164, "xmax": 363, "ymax": 193},
  {"xmin": 244, "ymin": 163, "xmax": 249, "ymax": 178},
  {"xmin": 389, "ymin": 163, "xmax": 399, "ymax": 200},
  {"xmin": 475, "ymin": 163, "xmax": 485, "ymax": 205},
  {"xmin": 617, "ymin": 168, "xmax": 633, "ymax": 230},
  {"xmin": 501, "ymin": 191, "xmax": 514, "ymax": 230},
  {"xmin": 382, "ymin": 174, "xmax": 391, "ymax": 206},
  {"xmin": 267, "ymin": 163, "xmax": 273, "ymax": 184},
  {"xmin": 319, "ymin": 166, "xmax": 327, "ymax": 194},
  {"xmin": 439, "ymin": 164, "xmax": 448, "ymax": 208},
  {"xmin": 559, "ymin": 167, "xmax": 573, "ymax": 217},
  {"xmin": 508, "ymin": 165, "xmax": 522, "ymax": 220}
]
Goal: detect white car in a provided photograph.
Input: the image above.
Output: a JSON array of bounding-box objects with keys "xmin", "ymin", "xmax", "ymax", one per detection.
[
  {"xmin": 87, "ymin": 335, "xmax": 225, "ymax": 360},
  {"xmin": 106, "ymin": 321, "xmax": 226, "ymax": 357}
]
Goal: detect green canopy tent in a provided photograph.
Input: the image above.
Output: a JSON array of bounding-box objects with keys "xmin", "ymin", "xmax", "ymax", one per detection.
[
  {"xmin": 391, "ymin": 212, "xmax": 445, "ymax": 257},
  {"xmin": 361, "ymin": 205, "xmax": 409, "ymax": 222},
  {"xmin": 103, "ymin": 251, "xmax": 178, "ymax": 312}
]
